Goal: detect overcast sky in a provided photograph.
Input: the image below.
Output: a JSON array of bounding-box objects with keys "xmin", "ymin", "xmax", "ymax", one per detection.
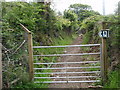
[
  {"xmin": 5, "ymin": 0, "xmax": 120, "ymax": 15},
  {"xmin": 52, "ymin": 0, "xmax": 120, "ymax": 15}
]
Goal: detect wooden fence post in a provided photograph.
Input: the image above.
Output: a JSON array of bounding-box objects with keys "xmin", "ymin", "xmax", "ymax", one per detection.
[
  {"xmin": 0, "ymin": 43, "xmax": 2, "ymax": 89},
  {"xmin": 28, "ymin": 32, "xmax": 34, "ymax": 81},
  {"xmin": 101, "ymin": 22, "xmax": 108, "ymax": 83},
  {"xmin": 20, "ymin": 24, "xmax": 34, "ymax": 81}
]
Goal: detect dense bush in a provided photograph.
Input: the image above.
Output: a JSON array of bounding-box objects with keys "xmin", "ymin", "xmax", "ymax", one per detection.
[
  {"xmin": 80, "ymin": 15, "xmax": 103, "ymax": 44},
  {"xmin": 80, "ymin": 8, "xmax": 120, "ymax": 88},
  {"xmin": 2, "ymin": 2, "xmax": 77, "ymax": 88}
]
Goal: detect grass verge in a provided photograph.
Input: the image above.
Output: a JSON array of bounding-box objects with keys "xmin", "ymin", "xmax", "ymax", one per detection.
[{"xmin": 104, "ymin": 70, "xmax": 120, "ymax": 88}]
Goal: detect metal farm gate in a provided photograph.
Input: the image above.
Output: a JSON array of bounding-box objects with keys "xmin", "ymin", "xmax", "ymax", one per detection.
[
  {"xmin": 33, "ymin": 44, "xmax": 102, "ymax": 84},
  {"xmin": 19, "ymin": 23, "xmax": 109, "ymax": 85},
  {"xmin": 0, "ymin": 23, "xmax": 109, "ymax": 89}
]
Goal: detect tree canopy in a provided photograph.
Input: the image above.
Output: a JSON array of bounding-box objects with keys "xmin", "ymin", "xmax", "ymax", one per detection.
[
  {"xmin": 69, "ymin": 4, "xmax": 92, "ymax": 12},
  {"xmin": 68, "ymin": 3, "xmax": 100, "ymax": 21}
]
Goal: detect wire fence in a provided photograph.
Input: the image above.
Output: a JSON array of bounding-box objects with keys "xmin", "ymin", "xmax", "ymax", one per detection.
[{"xmin": 2, "ymin": 30, "xmax": 29, "ymax": 88}]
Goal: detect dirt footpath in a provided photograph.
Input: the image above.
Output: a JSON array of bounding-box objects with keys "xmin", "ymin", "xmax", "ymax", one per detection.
[{"xmin": 48, "ymin": 35, "xmax": 95, "ymax": 88}]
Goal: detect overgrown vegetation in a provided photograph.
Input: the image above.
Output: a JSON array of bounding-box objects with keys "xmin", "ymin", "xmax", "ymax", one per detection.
[
  {"xmin": 104, "ymin": 70, "xmax": 119, "ymax": 88},
  {"xmin": 79, "ymin": 1, "xmax": 120, "ymax": 88},
  {"xmin": 2, "ymin": 1, "xmax": 91, "ymax": 88},
  {"xmin": 1, "ymin": 1, "xmax": 78, "ymax": 88},
  {"xmin": 2, "ymin": 1, "xmax": 120, "ymax": 88}
]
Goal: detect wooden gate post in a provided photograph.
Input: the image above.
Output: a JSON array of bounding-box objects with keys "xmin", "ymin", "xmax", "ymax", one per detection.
[
  {"xmin": 20, "ymin": 24, "xmax": 34, "ymax": 81},
  {"xmin": 101, "ymin": 22, "xmax": 108, "ymax": 83},
  {"xmin": 0, "ymin": 43, "xmax": 2, "ymax": 89},
  {"xmin": 28, "ymin": 32, "xmax": 34, "ymax": 81}
]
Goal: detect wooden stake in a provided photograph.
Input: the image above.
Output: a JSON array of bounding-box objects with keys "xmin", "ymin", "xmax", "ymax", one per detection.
[
  {"xmin": 101, "ymin": 22, "xmax": 108, "ymax": 83},
  {"xmin": 0, "ymin": 43, "xmax": 2, "ymax": 89},
  {"xmin": 28, "ymin": 33, "xmax": 34, "ymax": 81}
]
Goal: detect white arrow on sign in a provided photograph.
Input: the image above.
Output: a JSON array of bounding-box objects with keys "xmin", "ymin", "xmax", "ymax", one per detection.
[
  {"xmin": 98, "ymin": 31, "xmax": 103, "ymax": 37},
  {"xmin": 99, "ymin": 30, "xmax": 109, "ymax": 38}
]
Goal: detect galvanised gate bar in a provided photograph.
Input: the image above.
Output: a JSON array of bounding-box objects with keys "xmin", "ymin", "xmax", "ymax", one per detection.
[{"xmin": 33, "ymin": 44, "xmax": 102, "ymax": 84}]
